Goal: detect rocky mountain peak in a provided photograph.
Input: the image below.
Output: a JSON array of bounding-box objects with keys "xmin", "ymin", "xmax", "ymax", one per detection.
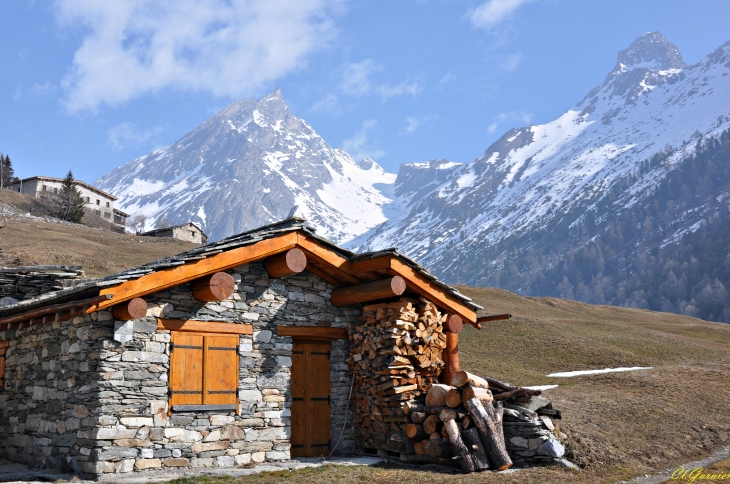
[{"xmin": 611, "ymin": 31, "xmax": 686, "ymax": 74}]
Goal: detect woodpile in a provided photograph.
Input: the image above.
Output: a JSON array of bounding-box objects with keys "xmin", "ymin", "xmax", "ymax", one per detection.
[
  {"xmin": 348, "ymin": 297, "xmax": 563, "ymax": 472},
  {"xmin": 348, "ymin": 297, "xmax": 448, "ymax": 453}
]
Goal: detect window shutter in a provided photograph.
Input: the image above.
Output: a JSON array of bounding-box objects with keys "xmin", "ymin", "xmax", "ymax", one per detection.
[
  {"xmin": 170, "ymin": 333, "xmax": 204, "ymax": 405},
  {"xmin": 203, "ymin": 335, "xmax": 239, "ymax": 404}
]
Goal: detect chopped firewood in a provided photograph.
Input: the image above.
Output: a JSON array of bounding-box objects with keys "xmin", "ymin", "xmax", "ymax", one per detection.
[{"xmin": 452, "ymin": 370, "xmax": 489, "ymax": 389}]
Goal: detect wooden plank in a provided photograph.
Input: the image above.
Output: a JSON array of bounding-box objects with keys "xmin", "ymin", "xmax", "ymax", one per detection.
[
  {"xmin": 170, "ymin": 333, "xmax": 204, "ymax": 405},
  {"xmin": 389, "ymin": 258, "xmax": 477, "ymax": 325},
  {"xmin": 203, "ymin": 335, "xmax": 238, "ymax": 405},
  {"xmin": 96, "ymin": 232, "xmax": 298, "ymax": 310},
  {"xmin": 291, "ymin": 341, "xmax": 307, "ymax": 458},
  {"xmin": 276, "ymin": 326, "xmax": 347, "ymax": 340},
  {"xmin": 158, "ymin": 319, "xmax": 252, "ymax": 334},
  {"xmin": 306, "ymin": 341, "xmax": 331, "ymax": 456},
  {"xmin": 0, "ymin": 340, "xmax": 8, "ymax": 349}
]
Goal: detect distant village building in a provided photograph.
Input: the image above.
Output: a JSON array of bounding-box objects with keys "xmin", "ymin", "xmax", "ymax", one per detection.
[
  {"xmin": 8, "ymin": 176, "xmax": 128, "ymax": 227},
  {"xmin": 142, "ymin": 222, "xmax": 208, "ymax": 244}
]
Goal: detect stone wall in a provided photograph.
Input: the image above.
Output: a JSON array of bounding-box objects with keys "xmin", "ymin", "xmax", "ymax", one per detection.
[
  {"xmin": 502, "ymin": 408, "xmax": 566, "ymax": 467},
  {"xmin": 0, "ymin": 266, "xmax": 86, "ymax": 301},
  {"xmin": 0, "ymin": 261, "xmax": 357, "ymax": 476}
]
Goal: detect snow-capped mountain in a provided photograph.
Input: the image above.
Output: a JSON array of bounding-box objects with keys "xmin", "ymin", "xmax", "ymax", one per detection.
[
  {"xmin": 96, "ymin": 89, "xmax": 396, "ymax": 243},
  {"xmin": 349, "ymin": 32, "xmax": 730, "ymax": 284}
]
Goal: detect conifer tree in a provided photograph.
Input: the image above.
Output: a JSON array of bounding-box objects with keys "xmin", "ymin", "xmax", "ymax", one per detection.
[
  {"xmin": 57, "ymin": 170, "xmax": 86, "ymax": 223},
  {"xmin": 0, "ymin": 154, "xmax": 14, "ymax": 188}
]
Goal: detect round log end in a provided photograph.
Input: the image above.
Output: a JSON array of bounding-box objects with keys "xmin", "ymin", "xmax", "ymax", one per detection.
[
  {"xmin": 192, "ymin": 272, "xmax": 236, "ymax": 302},
  {"xmin": 391, "ymin": 276, "xmax": 407, "ymax": 296},
  {"xmin": 285, "ymin": 248, "xmax": 307, "ymax": 273},
  {"xmin": 111, "ymin": 297, "xmax": 148, "ymax": 320},
  {"xmin": 444, "ymin": 314, "xmax": 463, "ymax": 333}
]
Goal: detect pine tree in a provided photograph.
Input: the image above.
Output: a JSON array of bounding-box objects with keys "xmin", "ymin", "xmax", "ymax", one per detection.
[
  {"xmin": 57, "ymin": 170, "xmax": 86, "ymax": 223},
  {"xmin": 0, "ymin": 154, "xmax": 13, "ymax": 188}
]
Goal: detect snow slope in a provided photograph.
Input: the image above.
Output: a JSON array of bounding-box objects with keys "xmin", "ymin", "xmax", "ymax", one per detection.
[{"xmin": 349, "ymin": 32, "xmax": 730, "ymax": 283}]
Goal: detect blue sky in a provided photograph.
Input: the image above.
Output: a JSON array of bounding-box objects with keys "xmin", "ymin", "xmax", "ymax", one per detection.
[{"xmin": 2, "ymin": 0, "xmax": 729, "ymax": 184}]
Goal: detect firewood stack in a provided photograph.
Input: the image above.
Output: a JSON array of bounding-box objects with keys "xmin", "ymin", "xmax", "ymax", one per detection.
[{"xmin": 348, "ymin": 297, "xmax": 448, "ymax": 452}]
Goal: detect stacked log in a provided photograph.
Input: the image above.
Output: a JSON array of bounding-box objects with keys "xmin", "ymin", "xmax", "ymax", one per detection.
[{"xmin": 348, "ymin": 297, "xmax": 448, "ymax": 452}]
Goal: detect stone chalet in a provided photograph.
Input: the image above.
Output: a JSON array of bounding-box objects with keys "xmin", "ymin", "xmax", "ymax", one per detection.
[
  {"xmin": 142, "ymin": 223, "xmax": 208, "ymax": 245},
  {"xmin": 8, "ymin": 176, "xmax": 129, "ymax": 227},
  {"xmin": 0, "ymin": 218, "xmax": 482, "ymax": 477}
]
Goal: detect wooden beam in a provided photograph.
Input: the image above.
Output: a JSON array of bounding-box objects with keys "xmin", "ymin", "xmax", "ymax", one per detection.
[
  {"xmin": 349, "ymin": 257, "xmax": 391, "ymax": 274},
  {"xmin": 112, "ymin": 297, "xmax": 148, "ymax": 321},
  {"xmin": 389, "ymin": 258, "xmax": 478, "ymax": 326},
  {"xmin": 97, "ymin": 232, "xmax": 298, "ymax": 310},
  {"xmin": 276, "ymin": 326, "xmax": 347, "ymax": 340},
  {"xmin": 302, "ymin": 263, "xmax": 344, "ymax": 288},
  {"xmin": 440, "ymin": 332, "xmax": 460, "ymax": 385},
  {"xmin": 477, "ymin": 313, "xmax": 512, "ymax": 323},
  {"xmin": 192, "ymin": 272, "xmax": 235, "ymax": 302},
  {"xmin": 0, "ymin": 294, "xmax": 112, "ymax": 330},
  {"xmin": 157, "ymin": 319, "xmax": 253, "ymax": 335},
  {"xmin": 264, "ymin": 248, "xmax": 307, "ymax": 278},
  {"xmin": 295, "ymin": 235, "xmax": 363, "ymax": 285},
  {"xmin": 443, "ymin": 314, "xmax": 463, "ymax": 334},
  {"xmin": 330, "ymin": 276, "xmax": 406, "ymax": 307}
]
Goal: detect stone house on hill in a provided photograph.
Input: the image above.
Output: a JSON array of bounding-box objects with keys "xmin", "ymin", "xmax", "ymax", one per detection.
[
  {"xmin": 7, "ymin": 176, "xmax": 129, "ymax": 227},
  {"xmin": 0, "ymin": 218, "xmax": 481, "ymax": 477},
  {"xmin": 142, "ymin": 223, "xmax": 208, "ymax": 244}
]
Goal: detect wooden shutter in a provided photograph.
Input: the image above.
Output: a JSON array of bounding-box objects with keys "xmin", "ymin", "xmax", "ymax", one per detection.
[
  {"xmin": 170, "ymin": 333, "xmax": 204, "ymax": 405},
  {"xmin": 203, "ymin": 335, "xmax": 238, "ymax": 404}
]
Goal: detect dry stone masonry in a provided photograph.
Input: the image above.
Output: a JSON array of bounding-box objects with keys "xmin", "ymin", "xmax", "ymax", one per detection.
[
  {"xmin": 0, "ymin": 261, "xmax": 356, "ymax": 476},
  {"xmin": 0, "ymin": 266, "xmax": 86, "ymax": 301}
]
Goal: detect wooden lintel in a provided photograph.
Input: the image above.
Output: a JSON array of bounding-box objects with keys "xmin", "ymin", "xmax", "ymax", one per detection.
[
  {"xmin": 330, "ymin": 276, "xmax": 406, "ymax": 307},
  {"xmin": 276, "ymin": 325, "xmax": 347, "ymax": 340},
  {"xmin": 264, "ymin": 248, "xmax": 307, "ymax": 278},
  {"xmin": 157, "ymin": 319, "xmax": 253, "ymax": 335}
]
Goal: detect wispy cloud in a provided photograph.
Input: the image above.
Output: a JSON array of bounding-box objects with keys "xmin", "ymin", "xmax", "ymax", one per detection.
[
  {"xmin": 107, "ymin": 122, "xmax": 166, "ymax": 151},
  {"xmin": 342, "ymin": 119, "xmax": 385, "ymax": 161},
  {"xmin": 498, "ymin": 52, "xmax": 522, "ymax": 71},
  {"xmin": 438, "ymin": 73, "xmax": 456, "ymax": 86},
  {"xmin": 336, "ymin": 59, "xmax": 423, "ymax": 102},
  {"xmin": 487, "ymin": 110, "xmax": 533, "ymax": 133},
  {"xmin": 339, "ymin": 60, "xmax": 382, "ymax": 97},
  {"xmin": 468, "ymin": 0, "xmax": 534, "ymax": 31},
  {"xmin": 309, "ymin": 93, "xmax": 341, "ymax": 115},
  {"xmin": 404, "ymin": 115, "xmax": 438, "ymax": 134},
  {"xmin": 55, "ymin": 0, "xmax": 341, "ymax": 114}
]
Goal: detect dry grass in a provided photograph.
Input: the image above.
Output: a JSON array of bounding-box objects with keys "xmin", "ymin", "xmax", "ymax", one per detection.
[{"xmin": 0, "ymin": 189, "xmax": 199, "ymax": 277}]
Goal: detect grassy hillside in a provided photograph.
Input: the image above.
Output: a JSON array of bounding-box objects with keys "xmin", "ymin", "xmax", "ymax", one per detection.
[{"xmin": 0, "ymin": 189, "xmax": 199, "ymax": 277}]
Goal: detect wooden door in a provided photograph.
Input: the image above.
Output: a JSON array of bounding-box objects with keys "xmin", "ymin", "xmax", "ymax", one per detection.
[{"xmin": 290, "ymin": 340, "xmax": 331, "ymax": 457}]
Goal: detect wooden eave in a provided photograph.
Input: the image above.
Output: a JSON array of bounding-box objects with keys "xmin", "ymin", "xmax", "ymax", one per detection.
[{"xmin": 0, "ymin": 229, "xmax": 478, "ymax": 329}]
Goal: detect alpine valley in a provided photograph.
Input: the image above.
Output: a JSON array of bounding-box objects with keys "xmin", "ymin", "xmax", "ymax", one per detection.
[{"xmin": 98, "ymin": 32, "xmax": 730, "ymax": 322}]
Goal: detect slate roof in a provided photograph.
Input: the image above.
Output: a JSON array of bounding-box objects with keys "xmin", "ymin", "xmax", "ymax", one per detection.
[{"xmin": 0, "ymin": 218, "xmax": 482, "ymax": 319}]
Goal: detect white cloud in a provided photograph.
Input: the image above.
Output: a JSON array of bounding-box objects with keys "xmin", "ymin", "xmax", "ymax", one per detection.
[
  {"xmin": 107, "ymin": 122, "xmax": 166, "ymax": 151},
  {"xmin": 309, "ymin": 93, "xmax": 341, "ymax": 115},
  {"xmin": 405, "ymin": 115, "xmax": 438, "ymax": 134},
  {"xmin": 341, "ymin": 119, "xmax": 385, "ymax": 160},
  {"xmin": 468, "ymin": 0, "xmax": 534, "ymax": 31},
  {"xmin": 30, "ymin": 82, "xmax": 58, "ymax": 97},
  {"xmin": 339, "ymin": 59, "xmax": 382, "ymax": 96},
  {"xmin": 377, "ymin": 78, "xmax": 423, "ymax": 101},
  {"xmin": 487, "ymin": 122, "xmax": 498, "ymax": 133},
  {"xmin": 498, "ymin": 52, "xmax": 522, "ymax": 72},
  {"xmin": 55, "ymin": 0, "xmax": 341, "ymax": 114}
]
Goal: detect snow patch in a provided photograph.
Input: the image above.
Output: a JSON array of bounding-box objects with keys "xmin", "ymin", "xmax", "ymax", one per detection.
[{"xmin": 547, "ymin": 367, "xmax": 653, "ymax": 377}]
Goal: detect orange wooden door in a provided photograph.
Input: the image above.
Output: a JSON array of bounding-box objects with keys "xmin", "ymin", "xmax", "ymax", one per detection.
[{"xmin": 290, "ymin": 340, "xmax": 331, "ymax": 457}]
